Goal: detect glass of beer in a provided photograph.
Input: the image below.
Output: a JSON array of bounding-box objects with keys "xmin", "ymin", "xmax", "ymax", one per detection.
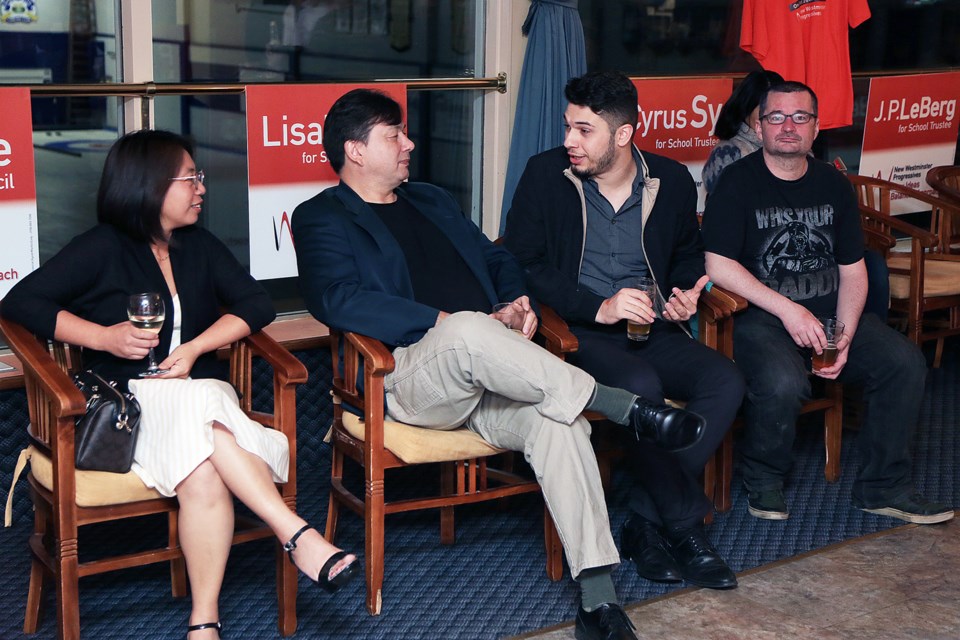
[
  {"xmin": 626, "ymin": 276, "xmax": 657, "ymax": 342},
  {"xmin": 812, "ymin": 317, "xmax": 845, "ymax": 372}
]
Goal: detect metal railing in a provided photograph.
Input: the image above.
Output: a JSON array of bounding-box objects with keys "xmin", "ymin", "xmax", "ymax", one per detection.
[{"xmin": 20, "ymin": 74, "xmax": 507, "ymax": 97}]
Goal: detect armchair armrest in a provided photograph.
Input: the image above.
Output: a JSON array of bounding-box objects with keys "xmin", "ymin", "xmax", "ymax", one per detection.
[
  {"xmin": 242, "ymin": 331, "xmax": 309, "ymax": 386},
  {"xmin": 858, "ymin": 204, "xmax": 939, "ymax": 249},
  {"xmin": 343, "ymin": 331, "xmax": 395, "ymax": 375},
  {"xmin": 230, "ymin": 330, "xmax": 308, "ymax": 434},
  {"xmin": 327, "ymin": 331, "xmax": 397, "ymax": 460},
  {"xmin": 538, "ymin": 305, "xmax": 580, "ymax": 357},
  {"xmin": 927, "ymin": 166, "xmax": 960, "ymax": 205},
  {"xmin": 699, "ymin": 285, "xmax": 747, "ymax": 324},
  {"xmin": 0, "ymin": 316, "xmax": 84, "ymax": 495},
  {"xmin": 696, "ymin": 285, "xmax": 746, "ymax": 358},
  {"xmin": 0, "ymin": 316, "xmax": 86, "ymax": 420}
]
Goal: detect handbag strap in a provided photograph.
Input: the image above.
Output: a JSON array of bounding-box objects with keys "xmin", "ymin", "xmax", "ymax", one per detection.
[{"xmin": 4, "ymin": 447, "xmax": 32, "ymax": 528}]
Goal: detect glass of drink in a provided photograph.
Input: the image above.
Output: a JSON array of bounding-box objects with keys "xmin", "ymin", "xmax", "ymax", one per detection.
[
  {"xmin": 127, "ymin": 292, "xmax": 168, "ymax": 376},
  {"xmin": 812, "ymin": 317, "xmax": 845, "ymax": 372},
  {"xmin": 492, "ymin": 302, "xmax": 524, "ymax": 333},
  {"xmin": 626, "ymin": 276, "xmax": 657, "ymax": 342}
]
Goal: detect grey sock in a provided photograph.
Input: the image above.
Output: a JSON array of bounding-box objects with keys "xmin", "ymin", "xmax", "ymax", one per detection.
[
  {"xmin": 585, "ymin": 383, "xmax": 638, "ymax": 426},
  {"xmin": 578, "ymin": 566, "xmax": 618, "ymax": 612}
]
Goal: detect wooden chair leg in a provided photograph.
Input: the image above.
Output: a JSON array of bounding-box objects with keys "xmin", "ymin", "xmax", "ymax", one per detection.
[
  {"xmin": 702, "ymin": 454, "xmax": 716, "ymax": 525},
  {"xmin": 365, "ymin": 486, "xmax": 386, "ymax": 615},
  {"xmin": 325, "ymin": 448, "xmax": 344, "ymax": 542},
  {"xmin": 24, "ymin": 504, "xmax": 47, "ymax": 634},
  {"xmin": 25, "ymin": 556, "xmax": 44, "ymax": 634},
  {"xmin": 56, "ymin": 538, "xmax": 81, "ymax": 640},
  {"xmin": 597, "ymin": 456, "xmax": 613, "ymax": 495},
  {"xmin": 715, "ymin": 431, "xmax": 734, "ymax": 513},
  {"xmin": 934, "ymin": 337, "xmax": 944, "ymax": 369},
  {"xmin": 823, "ymin": 382, "xmax": 843, "ymax": 483},
  {"xmin": 440, "ymin": 462, "xmax": 455, "ymax": 545},
  {"xmin": 276, "ymin": 540, "xmax": 298, "ymax": 636},
  {"xmin": 543, "ymin": 505, "xmax": 563, "ymax": 581}
]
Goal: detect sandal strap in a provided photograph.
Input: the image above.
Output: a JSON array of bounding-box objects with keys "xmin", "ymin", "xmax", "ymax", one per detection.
[
  {"xmin": 283, "ymin": 524, "xmax": 312, "ymax": 562},
  {"xmin": 187, "ymin": 621, "xmax": 222, "ymax": 633},
  {"xmin": 318, "ymin": 550, "xmax": 349, "ymax": 582}
]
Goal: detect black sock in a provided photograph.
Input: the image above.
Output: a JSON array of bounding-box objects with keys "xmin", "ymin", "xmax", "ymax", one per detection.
[
  {"xmin": 578, "ymin": 566, "xmax": 618, "ymax": 612},
  {"xmin": 585, "ymin": 383, "xmax": 638, "ymax": 426}
]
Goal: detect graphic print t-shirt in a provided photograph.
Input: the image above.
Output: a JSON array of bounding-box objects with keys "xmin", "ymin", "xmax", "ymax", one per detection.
[{"xmin": 702, "ymin": 151, "xmax": 864, "ymax": 317}]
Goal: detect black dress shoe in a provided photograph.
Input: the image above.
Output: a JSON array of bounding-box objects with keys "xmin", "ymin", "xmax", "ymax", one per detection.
[
  {"xmin": 665, "ymin": 524, "xmax": 737, "ymax": 589},
  {"xmin": 628, "ymin": 397, "xmax": 705, "ymax": 450},
  {"xmin": 575, "ymin": 603, "xmax": 638, "ymax": 640},
  {"xmin": 621, "ymin": 516, "xmax": 682, "ymax": 583}
]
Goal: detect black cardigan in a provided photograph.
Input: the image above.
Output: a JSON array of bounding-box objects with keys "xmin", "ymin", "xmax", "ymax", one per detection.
[{"xmin": 0, "ymin": 223, "xmax": 275, "ymax": 382}]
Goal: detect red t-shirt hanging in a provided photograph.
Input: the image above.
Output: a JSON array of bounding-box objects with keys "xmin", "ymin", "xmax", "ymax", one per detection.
[{"xmin": 740, "ymin": 0, "xmax": 871, "ymax": 130}]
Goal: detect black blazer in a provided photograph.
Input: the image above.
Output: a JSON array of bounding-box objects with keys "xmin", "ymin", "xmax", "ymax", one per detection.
[
  {"xmin": 292, "ymin": 181, "xmax": 529, "ymax": 348},
  {"xmin": 0, "ymin": 223, "xmax": 275, "ymax": 382}
]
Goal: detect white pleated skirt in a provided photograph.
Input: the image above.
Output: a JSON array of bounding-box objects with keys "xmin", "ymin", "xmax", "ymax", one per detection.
[{"xmin": 127, "ymin": 378, "xmax": 290, "ymax": 497}]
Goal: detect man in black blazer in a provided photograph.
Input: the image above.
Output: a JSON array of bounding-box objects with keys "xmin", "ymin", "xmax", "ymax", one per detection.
[{"xmin": 292, "ymin": 88, "xmax": 708, "ymax": 640}]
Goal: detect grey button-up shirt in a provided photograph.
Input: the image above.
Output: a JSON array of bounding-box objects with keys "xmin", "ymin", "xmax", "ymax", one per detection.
[{"xmin": 579, "ymin": 148, "xmax": 649, "ymax": 298}]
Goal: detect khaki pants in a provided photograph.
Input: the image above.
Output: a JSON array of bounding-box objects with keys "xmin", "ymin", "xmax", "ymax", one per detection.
[{"xmin": 385, "ymin": 312, "xmax": 620, "ymax": 578}]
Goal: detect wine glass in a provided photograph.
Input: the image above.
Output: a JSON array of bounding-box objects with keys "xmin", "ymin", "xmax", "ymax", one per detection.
[{"xmin": 127, "ymin": 292, "xmax": 168, "ymax": 376}]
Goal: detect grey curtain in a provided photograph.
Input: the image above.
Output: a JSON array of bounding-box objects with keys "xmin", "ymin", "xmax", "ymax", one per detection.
[{"xmin": 499, "ymin": 0, "xmax": 586, "ymax": 236}]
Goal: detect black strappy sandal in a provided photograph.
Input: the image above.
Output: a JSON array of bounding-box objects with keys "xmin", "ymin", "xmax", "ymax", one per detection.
[
  {"xmin": 284, "ymin": 525, "xmax": 359, "ymax": 593},
  {"xmin": 187, "ymin": 621, "xmax": 221, "ymax": 637}
]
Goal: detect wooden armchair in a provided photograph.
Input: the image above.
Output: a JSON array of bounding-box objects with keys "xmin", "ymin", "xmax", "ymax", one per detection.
[
  {"xmin": 0, "ymin": 315, "xmax": 308, "ymax": 640},
  {"xmin": 849, "ymin": 174, "xmax": 960, "ymax": 366},
  {"xmin": 926, "ymin": 165, "xmax": 960, "ymax": 249},
  {"xmin": 325, "ymin": 328, "xmax": 563, "ymax": 616},
  {"xmin": 927, "ymin": 165, "xmax": 960, "ymax": 205}
]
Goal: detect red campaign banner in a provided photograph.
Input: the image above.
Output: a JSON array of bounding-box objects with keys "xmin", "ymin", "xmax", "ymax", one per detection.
[
  {"xmin": 0, "ymin": 86, "xmax": 39, "ymax": 298},
  {"xmin": 858, "ymin": 72, "xmax": 960, "ymax": 211},
  {"xmin": 246, "ymin": 83, "xmax": 407, "ymax": 186},
  {"xmin": 244, "ymin": 83, "xmax": 406, "ymax": 280},
  {"xmin": 0, "ymin": 87, "xmax": 37, "ymax": 202},
  {"xmin": 861, "ymin": 72, "xmax": 960, "ymax": 153},
  {"xmin": 630, "ymin": 77, "xmax": 733, "ymax": 163}
]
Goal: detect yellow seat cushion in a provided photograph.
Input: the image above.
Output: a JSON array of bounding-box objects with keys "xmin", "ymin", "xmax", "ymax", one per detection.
[
  {"xmin": 340, "ymin": 413, "xmax": 504, "ymax": 464},
  {"xmin": 18, "ymin": 445, "xmax": 164, "ymax": 508},
  {"xmin": 888, "ymin": 255, "xmax": 960, "ymax": 299}
]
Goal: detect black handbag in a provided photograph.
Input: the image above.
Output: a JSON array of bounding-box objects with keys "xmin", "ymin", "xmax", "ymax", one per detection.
[{"xmin": 73, "ymin": 370, "xmax": 142, "ymax": 473}]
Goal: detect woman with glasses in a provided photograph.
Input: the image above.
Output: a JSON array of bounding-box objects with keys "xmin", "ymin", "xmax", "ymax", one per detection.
[
  {"xmin": 702, "ymin": 70, "xmax": 785, "ymax": 195},
  {"xmin": 1, "ymin": 129, "xmax": 357, "ymax": 639}
]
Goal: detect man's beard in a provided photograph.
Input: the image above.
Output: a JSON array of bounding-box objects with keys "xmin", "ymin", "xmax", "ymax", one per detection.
[{"xmin": 571, "ymin": 138, "xmax": 617, "ymax": 180}]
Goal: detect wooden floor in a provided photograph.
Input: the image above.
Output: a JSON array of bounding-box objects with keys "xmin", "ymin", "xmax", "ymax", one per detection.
[{"xmin": 516, "ymin": 515, "xmax": 960, "ymax": 640}]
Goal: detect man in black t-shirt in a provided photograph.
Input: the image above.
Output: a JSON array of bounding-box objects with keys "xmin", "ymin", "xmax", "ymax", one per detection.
[
  {"xmin": 703, "ymin": 81, "xmax": 952, "ymax": 525},
  {"xmin": 293, "ymin": 88, "xmax": 711, "ymax": 639}
]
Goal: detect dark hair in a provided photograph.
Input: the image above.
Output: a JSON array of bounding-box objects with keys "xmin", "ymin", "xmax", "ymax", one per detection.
[
  {"xmin": 714, "ymin": 70, "xmax": 785, "ymax": 140},
  {"xmin": 564, "ymin": 70, "xmax": 638, "ymax": 132},
  {"xmin": 97, "ymin": 129, "xmax": 194, "ymax": 243},
  {"xmin": 759, "ymin": 81, "xmax": 819, "ymax": 119},
  {"xmin": 323, "ymin": 89, "xmax": 404, "ymax": 173}
]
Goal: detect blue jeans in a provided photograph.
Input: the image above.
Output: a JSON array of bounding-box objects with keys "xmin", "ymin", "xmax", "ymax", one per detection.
[{"xmin": 733, "ymin": 309, "xmax": 926, "ymax": 506}]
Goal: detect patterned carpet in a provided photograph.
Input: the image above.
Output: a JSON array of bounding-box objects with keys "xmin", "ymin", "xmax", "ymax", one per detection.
[{"xmin": 0, "ymin": 339, "xmax": 956, "ymax": 639}]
